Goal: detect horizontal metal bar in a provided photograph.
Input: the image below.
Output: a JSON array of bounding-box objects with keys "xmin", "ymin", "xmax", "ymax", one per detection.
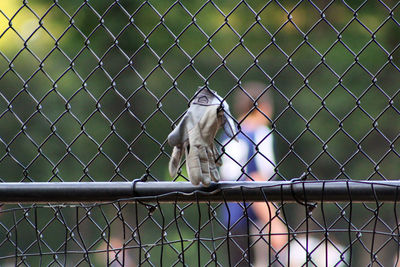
[
  {"xmin": 0, "ymin": 182, "xmax": 134, "ymax": 203},
  {"xmin": 0, "ymin": 180, "xmax": 400, "ymax": 203}
]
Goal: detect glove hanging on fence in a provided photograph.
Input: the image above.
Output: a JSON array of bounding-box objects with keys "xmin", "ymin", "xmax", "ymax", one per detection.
[{"xmin": 168, "ymin": 87, "xmax": 236, "ymax": 186}]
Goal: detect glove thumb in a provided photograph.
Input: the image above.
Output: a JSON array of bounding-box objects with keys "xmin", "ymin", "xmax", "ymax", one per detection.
[{"xmin": 169, "ymin": 145, "xmax": 184, "ymax": 177}]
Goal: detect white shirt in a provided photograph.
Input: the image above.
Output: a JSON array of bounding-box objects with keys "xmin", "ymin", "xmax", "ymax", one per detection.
[{"xmin": 220, "ymin": 125, "xmax": 276, "ymax": 181}]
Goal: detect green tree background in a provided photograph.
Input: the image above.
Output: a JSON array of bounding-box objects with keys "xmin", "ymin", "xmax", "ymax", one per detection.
[{"xmin": 0, "ymin": 0, "xmax": 399, "ymax": 266}]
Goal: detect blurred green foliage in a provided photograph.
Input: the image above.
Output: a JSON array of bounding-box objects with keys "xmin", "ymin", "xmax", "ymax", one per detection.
[
  {"xmin": 0, "ymin": 0, "xmax": 399, "ymax": 265},
  {"xmin": 1, "ymin": 0, "xmax": 399, "ymax": 183}
]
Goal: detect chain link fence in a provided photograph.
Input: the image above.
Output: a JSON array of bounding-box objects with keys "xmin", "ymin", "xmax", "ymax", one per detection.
[{"xmin": 0, "ymin": 0, "xmax": 400, "ymax": 266}]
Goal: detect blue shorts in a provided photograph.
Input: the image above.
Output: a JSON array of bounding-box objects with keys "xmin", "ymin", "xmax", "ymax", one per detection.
[{"xmin": 222, "ymin": 202, "xmax": 258, "ymax": 231}]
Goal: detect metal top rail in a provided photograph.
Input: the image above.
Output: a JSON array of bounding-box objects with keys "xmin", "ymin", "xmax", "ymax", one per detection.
[{"xmin": 2, "ymin": 180, "xmax": 400, "ymax": 203}]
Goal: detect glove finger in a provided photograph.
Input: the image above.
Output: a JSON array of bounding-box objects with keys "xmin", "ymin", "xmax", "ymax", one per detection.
[
  {"xmin": 186, "ymin": 144, "xmax": 202, "ymax": 186},
  {"xmin": 198, "ymin": 146, "xmax": 211, "ymax": 186},
  {"xmin": 207, "ymin": 147, "xmax": 220, "ymax": 183},
  {"xmin": 212, "ymin": 144, "xmax": 222, "ymax": 167},
  {"xmin": 169, "ymin": 146, "xmax": 184, "ymax": 177}
]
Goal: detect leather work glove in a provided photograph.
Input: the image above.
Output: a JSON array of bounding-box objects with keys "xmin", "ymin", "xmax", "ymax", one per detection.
[{"xmin": 168, "ymin": 87, "xmax": 236, "ymax": 186}]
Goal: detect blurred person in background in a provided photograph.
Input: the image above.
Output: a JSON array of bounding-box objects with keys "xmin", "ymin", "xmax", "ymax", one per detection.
[
  {"xmin": 95, "ymin": 237, "xmax": 136, "ymax": 267},
  {"xmin": 220, "ymin": 82, "xmax": 287, "ymax": 266}
]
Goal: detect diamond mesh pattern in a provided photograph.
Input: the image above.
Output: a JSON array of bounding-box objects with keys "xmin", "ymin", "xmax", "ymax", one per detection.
[{"xmin": 0, "ymin": 0, "xmax": 399, "ymax": 266}]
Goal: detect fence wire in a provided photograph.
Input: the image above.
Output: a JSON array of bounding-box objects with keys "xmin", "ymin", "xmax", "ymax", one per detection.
[{"xmin": 0, "ymin": 0, "xmax": 400, "ymax": 266}]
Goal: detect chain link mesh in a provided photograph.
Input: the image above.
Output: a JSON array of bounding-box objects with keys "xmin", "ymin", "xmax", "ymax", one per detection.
[{"xmin": 0, "ymin": 0, "xmax": 400, "ymax": 265}]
